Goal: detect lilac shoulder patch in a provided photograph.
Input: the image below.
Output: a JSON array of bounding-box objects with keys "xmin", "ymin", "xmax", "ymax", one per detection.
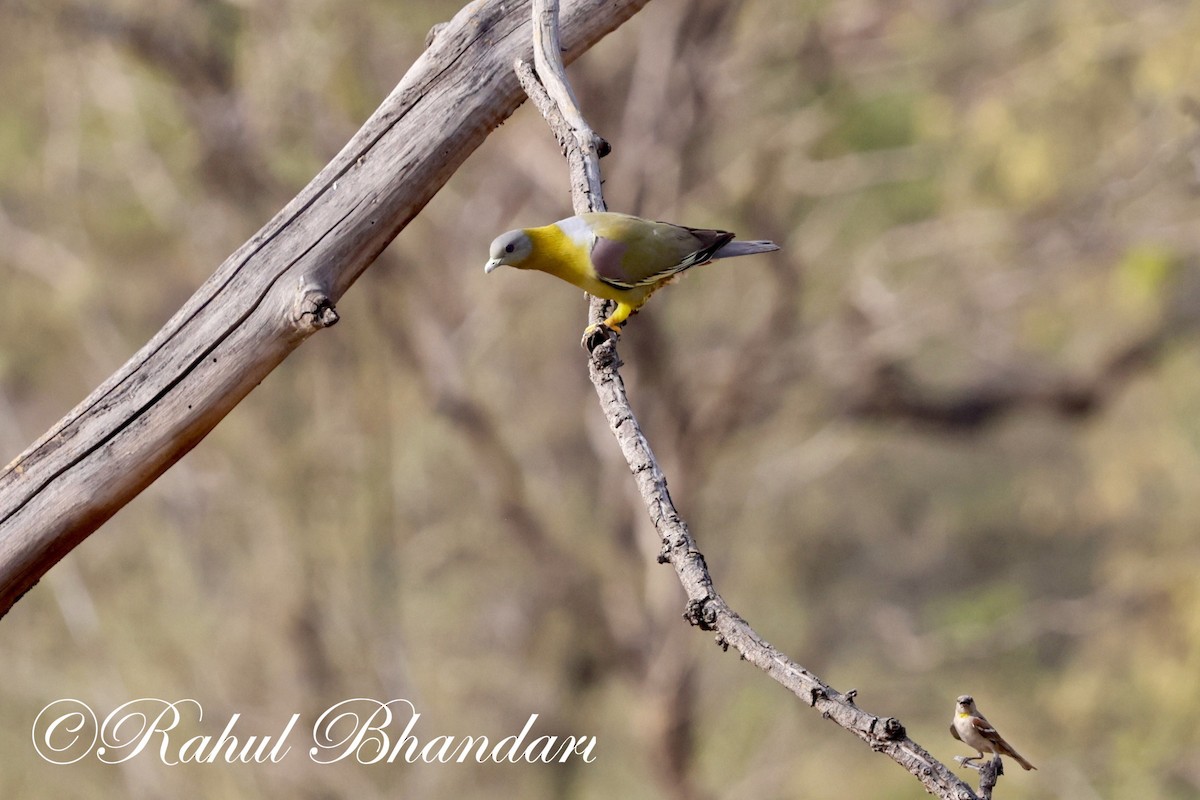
[{"xmin": 591, "ymin": 237, "xmax": 632, "ymax": 285}]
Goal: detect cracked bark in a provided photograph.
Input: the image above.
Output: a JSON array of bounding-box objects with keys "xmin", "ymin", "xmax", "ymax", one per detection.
[{"xmin": 0, "ymin": 0, "xmax": 651, "ymax": 616}]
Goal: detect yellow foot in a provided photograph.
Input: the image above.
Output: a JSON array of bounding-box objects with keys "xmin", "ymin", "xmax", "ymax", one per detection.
[{"xmin": 581, "ymin": 322, "xmax": 620, "ymax": 352}]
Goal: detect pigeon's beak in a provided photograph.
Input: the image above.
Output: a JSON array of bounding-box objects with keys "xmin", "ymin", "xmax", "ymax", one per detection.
[{"xmin": 484, "ymin": 258, "xmax": 502, "ymax": 274}]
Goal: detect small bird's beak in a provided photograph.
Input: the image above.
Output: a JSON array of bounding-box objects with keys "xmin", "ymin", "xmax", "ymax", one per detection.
[{"xmin": 484, "ymin": 258, "xmax": 502, "ymax": 274}]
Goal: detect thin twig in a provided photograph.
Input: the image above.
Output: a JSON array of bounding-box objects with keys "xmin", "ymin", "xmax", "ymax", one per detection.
[
  {"xmin": 956, "ymin": 755, "xmax": 1003, "ymax": 800},
  {"xmin": 517, "ymin": 1, "xmax": 980, "ymax": 798},
  {"xmin": 530, "ymin": 2, "xmax": 610, "ymax": 192}
]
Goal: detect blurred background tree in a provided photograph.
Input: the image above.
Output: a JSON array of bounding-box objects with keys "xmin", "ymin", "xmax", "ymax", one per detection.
[{"xmin": 3, "ymin": 0, "xmax": 1200, "ymax": 798}]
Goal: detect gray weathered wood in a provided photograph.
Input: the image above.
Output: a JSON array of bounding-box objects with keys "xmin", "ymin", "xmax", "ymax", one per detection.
[{"xmin": 0, "ymin": 0, "xmax": 651, "ymax": 617}]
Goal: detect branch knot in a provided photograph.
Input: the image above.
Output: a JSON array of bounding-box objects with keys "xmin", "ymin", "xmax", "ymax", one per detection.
[
  {"xmin": 881, "ymin": 717, "xmax": 906, "ymax": 740},
  {"xmin": 683, "ymin": 596, "xmax": 718, "ymax": 631},
  {"xmin": 294, "ymin": 287, "xmax": 340, "ymax": 332}
]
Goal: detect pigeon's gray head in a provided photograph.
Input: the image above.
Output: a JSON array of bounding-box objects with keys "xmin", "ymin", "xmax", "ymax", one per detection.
[{"xmin": 485, "ymin": 230, "xmax": 534, "ymax": 272}]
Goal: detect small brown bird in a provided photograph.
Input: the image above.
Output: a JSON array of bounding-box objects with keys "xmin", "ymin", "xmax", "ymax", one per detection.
[{"xmin": 950, "ymin": 695, "xmax": 1036, "ymax": 771}]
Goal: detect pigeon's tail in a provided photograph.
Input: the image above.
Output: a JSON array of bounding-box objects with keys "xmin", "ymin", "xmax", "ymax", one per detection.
[{"xmin": 713, "ymin": 240, "xmax": 780, "ymax": 259}]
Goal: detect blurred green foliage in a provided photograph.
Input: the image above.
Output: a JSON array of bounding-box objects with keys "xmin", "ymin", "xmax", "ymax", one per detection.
[{"xmin": 3, "ymin": 0, "xmax": 1200, "ymax": 798}]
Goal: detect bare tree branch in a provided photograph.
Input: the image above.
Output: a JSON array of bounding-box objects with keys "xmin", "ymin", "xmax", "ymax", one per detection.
[
  {"xmin": 0, "ymin": 0, "xmax": 652, "ymax": 617},
  {"xmin": 519, "ymin": 1, "xmax": 981, "ymax": 797}
]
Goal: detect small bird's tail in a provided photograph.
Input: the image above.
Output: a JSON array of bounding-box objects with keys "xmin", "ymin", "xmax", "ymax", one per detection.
[
  {"xmin": 1002, "ymin": 746, "xmax": 1037, "ymax": 771},
  {"xmin": 713, "ymin": 240, "xmax": 780, "ymax": 259},
  {"xmin": 1010, "ymin": 752, "xmax": 1036, "ymax": 771}
]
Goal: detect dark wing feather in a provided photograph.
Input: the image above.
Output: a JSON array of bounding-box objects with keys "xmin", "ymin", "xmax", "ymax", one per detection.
[
  {"xmin": 583, "ymin": 214, "xmax": 738, "ymax": 290},
  {"xmin": 668, "ymin": 226, "xmax": 736, "ymax": 271},
  {"xmin": 619, "ymin": 226, "xmax": 735, "ymax": 288}
]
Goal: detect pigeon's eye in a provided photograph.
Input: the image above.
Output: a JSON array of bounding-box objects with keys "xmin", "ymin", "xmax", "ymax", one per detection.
[{"xmin": 505, "ymin": 243, "xmax": 515, "ymax": 253}]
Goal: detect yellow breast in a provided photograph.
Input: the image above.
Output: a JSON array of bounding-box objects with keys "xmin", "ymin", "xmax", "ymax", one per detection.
[
  {"xmin": 522, "ymin": 224, "xmax": 641, "ymax": 304},
  {"xmin": 525, "ymin": 225, "xmax": 589, "ymax": 277}
]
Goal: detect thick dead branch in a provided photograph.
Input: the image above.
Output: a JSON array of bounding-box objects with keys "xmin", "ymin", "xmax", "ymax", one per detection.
[
  {"xmin": 519, "ymin": 1, "xmax": 977, "ymax": 798},
  {"xmin": 0, "ymin": 0, "xmax": 652, "ymax": 617}
]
